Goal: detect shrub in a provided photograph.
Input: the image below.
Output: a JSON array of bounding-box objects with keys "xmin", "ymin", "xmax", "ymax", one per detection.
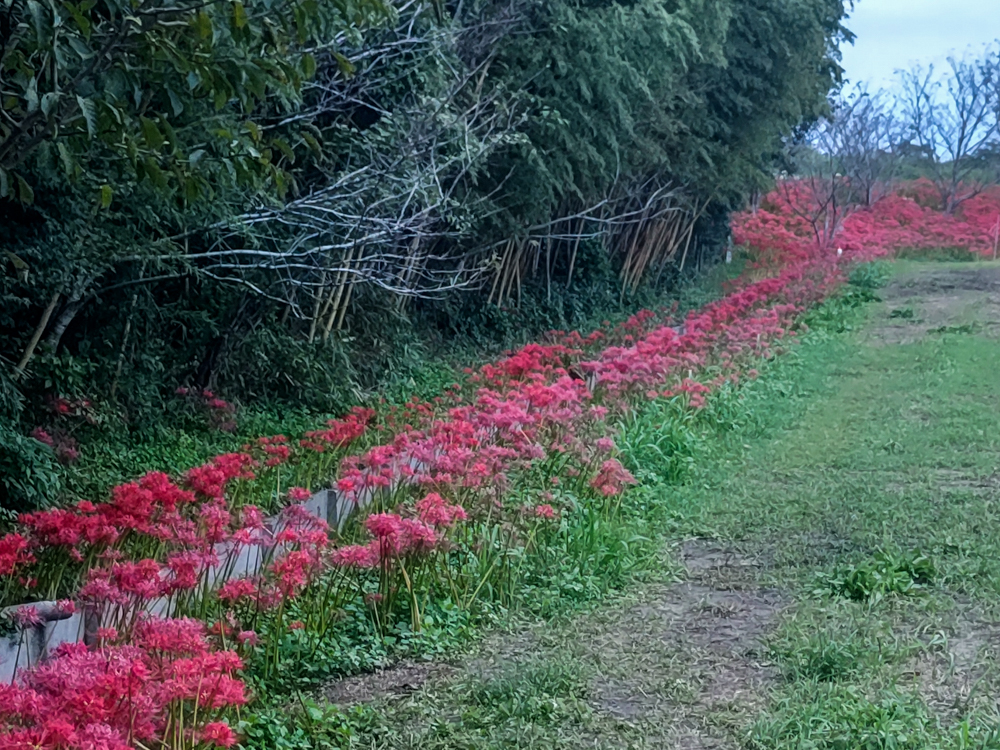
[{"xmin": 0, "ymin": 420, "xmax": 62, "ymax": 519}]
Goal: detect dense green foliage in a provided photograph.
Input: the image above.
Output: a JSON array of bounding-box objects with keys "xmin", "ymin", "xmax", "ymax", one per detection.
[{"xmin": 1, "ymin": 0, "xmax": 851, "ymax": 511}]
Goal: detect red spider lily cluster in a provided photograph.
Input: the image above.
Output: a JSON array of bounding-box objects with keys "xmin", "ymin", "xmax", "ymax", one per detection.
[
  {"xmin": 0, "ymin": 619, "xmax": 244, "ymax": 750},
  {"xmin": 7, "ymin": 179, "xmax": 973, "ymax": 750},
  {"xmin": 735, "ymin": 179, "xmax": 1000, "ymax": 264}
]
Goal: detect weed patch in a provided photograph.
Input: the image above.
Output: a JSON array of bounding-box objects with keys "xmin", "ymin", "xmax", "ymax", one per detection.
[
  {"xmin": 749, "ymin": 686, "xmax": 941, "ymax": 749},
  {"xmin": 818, "ymin": 551, "xmax": 936, "ymax": 604}
]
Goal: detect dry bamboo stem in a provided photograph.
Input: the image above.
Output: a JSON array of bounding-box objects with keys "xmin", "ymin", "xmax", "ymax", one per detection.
[
  {"xmin": 307, "ymin": 270, "xmax": 329, "ymax": 343},
  {"xmin": 677, "ymin": 197, "xmax": 712, "ymax": 274},
  {"xmin": 335, "ymin": 275, "xmax": 356, "ymax": 332},
  {"xmin": 488, "ymin": 240, "xmax": 514, "ymax": 305},
  {"xmin": 653, "ymin": 214, "xmax": 685, "ymax": 286},
  {"xmin": 110, "ymin": 268, "xmax": 145, "ymax": 398},
  {"xmin": 566, "ymin": 218, "xmax": 584, "ymax": 288},
  {"xmin": 324, "ymin": 247, "xmax": 357, "ymax": 341},
  {"xmin": 15, "ymin": 290, "xmax": 61, "ymax": 376},
  {"xmin": 545, "ymin": 237, "xmax": 552, "ymax": 302}
]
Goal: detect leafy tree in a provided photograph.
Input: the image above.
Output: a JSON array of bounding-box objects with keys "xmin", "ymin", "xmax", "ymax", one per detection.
[{"xmin": 0, "ymin": 0, "xmax": 394, "ymax": 201}]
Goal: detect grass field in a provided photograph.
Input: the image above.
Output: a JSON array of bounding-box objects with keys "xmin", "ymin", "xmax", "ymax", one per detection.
[{"xmin": 309, "ymin": 261, "xmax": 1000, "ymax": 749}]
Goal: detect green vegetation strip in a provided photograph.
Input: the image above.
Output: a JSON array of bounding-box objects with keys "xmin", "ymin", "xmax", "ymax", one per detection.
[{"xmin": 242, "ymin": 261, "xmax": 1000, "ymax": 749}]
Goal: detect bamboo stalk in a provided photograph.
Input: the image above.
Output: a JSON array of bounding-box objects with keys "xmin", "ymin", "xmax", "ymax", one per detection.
[
  {"xmin": 566, "ymin": 218, "xmax": 584, "ymax": 289},
  {"xmin": 514, "ymin": 241, "xmax": 523, "ymax": 307},
  {"xmin": 307, "ymin": 270, "xmax": 328, "ymax": 343},
  {"xmin": 653, "ymin": 213, "xmax": 685, "ymax": 286},
  {"xmin": 335, "ymin": 259, "xmax": 359, "ymax": 332},
  {"xmin": 488, "ymin": 240, "xmax": 514, "ymax": 306},
  {"xmin": 323, "ymin": 247, "xmax": 357, "ymax": 342},
  {"xmin": 633, "ymin": 221, "xmax": 663, "ymax": 293},
  {"xmin": 15, "ymin": 290, "xmax": 60, "ymax": 377},
  {"xmin": 677, "ymin": 197, "xmax": 712, "ymax": 274},
  {"xmin": 110, "ymin": 282, "xmax": 143, "ymax": 399},
  {"xmin": 396, "ymin": 239, "xmax": 421, "ymax": 312},
  {"xmin": 545, "ymin": 237, "xmax": 552, "ymax": 302}
]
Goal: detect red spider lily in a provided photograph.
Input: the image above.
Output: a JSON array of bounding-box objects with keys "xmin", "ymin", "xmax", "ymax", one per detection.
[
  {"xmin": 199, "ymin": 721, "xmax": 238, "ymax": 747},
  {"xmin": 589, "ymin": 459, "xmax": 638, "ymax": 497},
  {"xmin": 0, "ymin": 534, "xmax": 34, "ymax": 578},
  {"xmin": 533, "ymin": 504, "xmax": 557, "ymax": 520}
]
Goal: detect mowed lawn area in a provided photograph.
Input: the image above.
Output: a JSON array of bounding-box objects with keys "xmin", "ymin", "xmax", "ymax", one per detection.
[{"xmin": 324, "ymin": 261, "xmax": 1000, "ymax": 749}]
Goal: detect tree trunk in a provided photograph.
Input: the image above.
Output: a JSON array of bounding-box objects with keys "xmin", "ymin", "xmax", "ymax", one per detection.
[{"xmin": 43, "ymin": 275, "xmax": 94, "ymax": 352}]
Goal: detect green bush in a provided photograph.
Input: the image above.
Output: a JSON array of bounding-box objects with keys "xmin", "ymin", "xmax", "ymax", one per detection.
[
  {"xmin": 848, "ymin": 261, "xmax": 891, "ymax": 291},
  {"xmin": 0, "ymin": 421, "xmax": 62, "ymax": 519}
]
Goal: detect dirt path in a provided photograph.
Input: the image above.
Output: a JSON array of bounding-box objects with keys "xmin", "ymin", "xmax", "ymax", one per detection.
[
  {"xmin": 322, "ymin": 261, "xmax": 1000, "ymax": 749},
  {"xmin": 868, "ymin": 262, "xmax": 1000, "ymax": 345}
]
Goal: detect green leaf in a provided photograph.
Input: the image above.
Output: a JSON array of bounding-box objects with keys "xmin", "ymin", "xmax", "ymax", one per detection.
[
  {"xmin": 25, "ymin": 77, "xmax": 39, "ymax": 113},
  {"xmin": 301, "ymin": 53, "xmax": 316, "ymax": 79},
  {"xmin": 231, "ymin": 1, "xmax": 247, "ymax": 29},
  {"xmin": 99, "ymin": 183, "xmax": 113, "ymax": 208},
  {"xmin": 140, "ymin": 116, "xmax": 164, "ymax": 149},
  {"xmin": 193, "ymin": 11, "xmax": 213, "ymax": 39},
  {"xmin": 16, "ymin": 175, "xmax": 34, "ymax": 204},
  {"xmin": 333, "ymin": 52, "xmax": 355, "ymax": 77},
  {"xmin": 75, "ymin": 95, "xmax": 96, "ymax": 137},
  {"xmin": 245, "ymin": 68, "xmax": 267, "ymax": 100},
  {"xmin": 272, "ymin": 137, "xmax": 295, "ymax": 163},
  {"xmin": 166, "ymin": 87, "xmax": 184, "ymax": 116},
  {"xmin": 159, "ymin": 116, "xmax": 177, "ymax": 151},
  {"xmin": 67, "ymin": 36, "xmax": 91, "ymax": 59},
  {"xmin": 27, "ymin": 0, "xmax": 47, "ymax": 39},
  {"xmin": 143, "ymin": 156, "xmax": 166, "ymax": 189},
  {"xmin": 243, "ymin": 121, "xmax": 261, "ymax": 143},
  {"xmin": 62, "ymin": 2, "xmax": 91, "ymax": 39},
  {"xmin": 301, "ymin": 132, "xmax": 322, "ymax": 156},
  {"xmin": 213, "ymin": 87, "xmax": 228, "ymax": 111},
  {"xmin": 4, "ymin": 250, "xmax": 30, "ymax": 281},
  {"xmin": 273, "ymin": 167, "xmax": 288, "ymax": 198},
  {"xmin": 41, "ymin": 91, "xmax": 60, "ymax": 117},
  {"xmin": 56, "ymin": 142, "xmax": 76, "ymax": 177},
  {"xmin": 183, "ymin": 176, "xmax": 201, "ymax": 204}
]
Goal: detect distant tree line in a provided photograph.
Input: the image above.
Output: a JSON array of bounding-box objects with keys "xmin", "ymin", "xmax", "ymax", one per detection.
[{"xmin": 786, "ymin": 42, "xmax": 1000, "ymax": 243}]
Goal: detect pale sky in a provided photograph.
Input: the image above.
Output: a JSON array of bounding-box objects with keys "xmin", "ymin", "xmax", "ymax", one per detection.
[{"xmin": 839, "ymin": 0, "xmax": 1000, "ymax": 89}]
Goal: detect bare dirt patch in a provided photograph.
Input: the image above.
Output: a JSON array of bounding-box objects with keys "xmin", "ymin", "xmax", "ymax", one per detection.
[
  {"xmin": 574, "ymin": 542, "xmax": 786, "ymax": 747},
  {"xmin": 322, "ymin": 660, "xmax": 455, "ymax": 706},
  {"xmin": 905, "ymin": 614, "xmax": 1000, "ymax": 724},
  {"xmin": 869, "ymin": 265, "xmax": 1000, "ymax": 345},
  {"xmin": 885, "ymin": 469, "xmax": 1000, "ymax": 498},
  {"xmin": 319, "ymin": 539, "xmax": 785, "ymax": 748}
]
